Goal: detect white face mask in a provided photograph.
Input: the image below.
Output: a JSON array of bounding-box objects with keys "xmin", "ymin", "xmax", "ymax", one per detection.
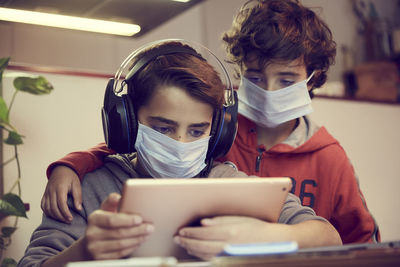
[
  {"xmin": 134, "ymin": 123, "xmax": 211, "ymax": 178},
  {"xmin": 237, "ymin": 72, "xmax": 314, "ymax": 128}
]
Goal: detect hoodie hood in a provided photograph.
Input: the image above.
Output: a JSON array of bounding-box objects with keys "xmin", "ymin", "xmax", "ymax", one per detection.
[
  {"xmin": 103, "ymin": 153, "xmax": 146, "ymax": 183},
  {"xmin": 236, "ymin": 114, "xmax": 339, "ymax": 154},
  {"xmin": 271, "ymin": 116, "xmax": 339, "ymax": 153}
]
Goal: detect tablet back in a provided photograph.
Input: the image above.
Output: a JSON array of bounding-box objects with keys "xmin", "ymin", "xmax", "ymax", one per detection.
[{"xmin": 119, "ymin": 177, "xmax": 292, "ymax": 259}]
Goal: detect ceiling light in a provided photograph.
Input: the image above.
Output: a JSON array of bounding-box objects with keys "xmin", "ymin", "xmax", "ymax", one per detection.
[
  {"xmin": 171, "ymin": 0, "xmax": 191, "ymax": 2},
  {"xmin": 0, "ymin": 7, "xmax": 141, "ymax": 36}
]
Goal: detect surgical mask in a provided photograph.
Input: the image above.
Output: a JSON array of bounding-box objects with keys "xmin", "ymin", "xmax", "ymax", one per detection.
[
  {"xmin": 237, "ymin": 72, "xmax": 314, "ymax": 128},
  {"xmin": 134, "ymin": 123, "xmax": 210, "ymax": 178}
]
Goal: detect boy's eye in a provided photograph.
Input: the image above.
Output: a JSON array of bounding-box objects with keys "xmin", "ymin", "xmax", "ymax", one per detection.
[
  {"xmin": 279, "ymin": 79, "xmax": 295, "ymax": 89},
  {"xmin": 152, "ymin": 126, "xmax": 173, "ymax": 135},
  {"xmin": 246, "ymin": 76, "xmax": 264, "ymax": 84},
  {"xmin": 188, "ymin": 129, "xmax": 205, "ymax": 138}
]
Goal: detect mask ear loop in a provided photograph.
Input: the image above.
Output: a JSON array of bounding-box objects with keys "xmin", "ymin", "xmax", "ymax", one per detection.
[
  {"xmin": 306, "ymin": 71, "xmax": 316, "ymax": 98},
  {"xmin": 306, "ymin": 71, "xmax": 315, "ymax": 84}
]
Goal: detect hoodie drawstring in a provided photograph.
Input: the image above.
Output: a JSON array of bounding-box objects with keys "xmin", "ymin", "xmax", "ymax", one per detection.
[{"xmin": 255, "ymin": 147, "xmax": 265, "ymax": 172}]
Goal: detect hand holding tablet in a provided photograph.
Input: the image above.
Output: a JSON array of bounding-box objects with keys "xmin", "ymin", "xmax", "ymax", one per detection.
[{"xmin": 118, "ymin": 177, "xmax": 292, "ymax": 259}]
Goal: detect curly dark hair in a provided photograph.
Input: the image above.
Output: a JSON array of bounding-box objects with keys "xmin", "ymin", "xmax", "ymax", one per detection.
[{"xmin": 222, "ymin": 0, "xmax": 336, "ymax": 91}]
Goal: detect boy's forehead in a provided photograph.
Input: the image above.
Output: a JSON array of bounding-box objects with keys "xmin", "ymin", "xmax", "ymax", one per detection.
[{"xmin": 242, "ymin": 56, "xmax": 306, "ymax": 73}]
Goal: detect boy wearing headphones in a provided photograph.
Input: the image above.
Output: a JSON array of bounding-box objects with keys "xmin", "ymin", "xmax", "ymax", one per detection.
[
  {"xmin": 19, "ymin": 41, "xmax": 341, "ymax": 266},
  {"xmin": 41, "ymin": 0, "xmax": 378, "ymax": 245}
]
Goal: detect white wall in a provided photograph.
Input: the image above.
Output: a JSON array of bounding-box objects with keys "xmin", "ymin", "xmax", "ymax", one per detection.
[
  {"xmin": 1, "ymin": 0, "xmax": 399, "ymax": 262},
  {"xmin": 0, "ymin": 1, "xmax": 207, "ymax": 74},
  {"xmin": 311, "ymin": 98, "xmax": 400, "ymax": 242},
  {"xmin": 1, "ymin": 71, "xmax": 107, "ymax": 262}
]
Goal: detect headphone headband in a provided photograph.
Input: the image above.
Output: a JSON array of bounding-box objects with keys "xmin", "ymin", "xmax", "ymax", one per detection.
[
  {"xmin": 113, "ymin": 39, "xmax": 235, "ymax": 107},
  {"xmin": 124, "ymin": 46, "xmax": 203, "ymax": 82}
]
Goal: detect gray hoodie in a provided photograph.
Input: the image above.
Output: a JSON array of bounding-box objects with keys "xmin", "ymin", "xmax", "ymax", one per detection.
[{"xmin": 18, "ymin": 153, "xmax": 324, "ymax": 267}]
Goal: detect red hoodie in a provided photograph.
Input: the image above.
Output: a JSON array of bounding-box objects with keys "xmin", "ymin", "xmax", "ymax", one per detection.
[
  {"xmin": 47, "ymin": 114, "xmax": 380, "ymax": 244},
  {"xmin": 219, "ymin": 115, "xmax": 380, "ymax": 244}
]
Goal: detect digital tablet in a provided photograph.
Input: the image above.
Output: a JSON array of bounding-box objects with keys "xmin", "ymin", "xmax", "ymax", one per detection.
[{"xmin": 118, "ymin": 177, "xmax": 292, "ymax": 259}]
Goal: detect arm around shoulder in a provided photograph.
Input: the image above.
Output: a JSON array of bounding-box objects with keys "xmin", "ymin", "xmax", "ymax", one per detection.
[{"xmin": 46, "ymin": 142, "xmax": 113, "ymax": 180}]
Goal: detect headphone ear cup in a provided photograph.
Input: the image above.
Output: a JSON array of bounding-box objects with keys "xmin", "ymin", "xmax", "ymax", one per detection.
[
  {"xmin": 122, "ymin": 94, "xmax": 138, "ymax": 151},
  {"xmin": 207, "ymin": 91, "xmax": 238, "ymax": 160},
  {"xmin": 206, "ymin": 109, "xmax": 222, "ymax": 160},
  {"xmin": 102, "ymin": 79, "xmax": 137, "ymax": 154}
]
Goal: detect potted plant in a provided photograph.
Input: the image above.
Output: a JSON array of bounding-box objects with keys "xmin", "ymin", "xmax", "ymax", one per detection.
[{"xmin": 0, "ymin": 57, "xmax": 54, "ymax": 266}]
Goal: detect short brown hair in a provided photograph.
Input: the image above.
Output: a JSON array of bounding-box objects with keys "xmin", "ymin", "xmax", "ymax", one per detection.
[
  {"xmin": 222, "ymin": 0, "xmax": 336, "ymax": 90},
  {"xmin": 128, "ymin": 41, "xmax": 225, "ymax": 113}
]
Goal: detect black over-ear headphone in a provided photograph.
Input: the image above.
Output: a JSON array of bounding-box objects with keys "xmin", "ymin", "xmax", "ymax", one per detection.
[{"xmin": 101, "ymin": 39, "xmax": 238, "ymax": 162}]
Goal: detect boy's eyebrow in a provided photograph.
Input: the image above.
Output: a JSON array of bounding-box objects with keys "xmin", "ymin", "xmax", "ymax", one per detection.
[
  {"xmin": 245, "ymin": 69, "xmax": 301, "ymax": 76},
  {"xmin": 189, "ymin": 122, "xmax": 211, "ymax": 128},
  {"xmin": 148, "ymin": 116, "xmax": 178, "ymax": 126},
  {"xmin": 244, "ymin": 68, "xmax": 262, "ymax": 73},
  {"xmin": 276, "ymin": 71, "xmax": 301, "ymax": 77},
  {"xmin": 148, "ymin": 117, "xmax": 210, "ymax": 128}
]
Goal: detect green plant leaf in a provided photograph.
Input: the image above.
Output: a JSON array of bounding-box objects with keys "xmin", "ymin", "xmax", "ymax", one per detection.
[
  {"xmin": 13, "ymin": 76, "xmax": 53, "ymax": 95},
  {"xmin": 0, "ymin": 97, "xmax": 9, "ymax": 124},
  {"xmin": 0, "ymin": 193, "xmax": 27, "ymax": 218},
  {"xmin": 0, "ymin": 57, "xmax": 10, "ymax": 74},
  {"xmin": 1, "ymin": 227, "xmax": 16, "ymax": 238},
  {"xmin": 1, "ymin": 258, "xmax": 17, "ymax": 267},
  {"xmin": 4, "ymin": 131, "xmax": 23, "ymax": 145}
]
